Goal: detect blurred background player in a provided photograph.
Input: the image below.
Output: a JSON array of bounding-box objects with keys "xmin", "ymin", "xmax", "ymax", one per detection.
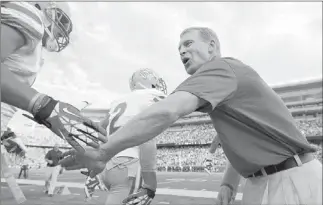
[
  {"xmin": 80, "ymin": 68, "xmax": 167, "ymax": 205},
  {"xmin": 203, "ymin": 135, "xmax": 221, "ymax": 175},
  {"xmin": 18, "ymin": 156, "xmax": 32, "ymax": 179},
  {"xmin": 203, "ymin": 154, "xmax": 213, "ymax": 175}
]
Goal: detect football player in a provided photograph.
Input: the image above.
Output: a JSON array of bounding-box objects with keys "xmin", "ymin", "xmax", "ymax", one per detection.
[
  {"xmin": 203, "ymin": 135, "xmax": 221, "ymax": 175},
  {"xmin": 61, "ymin": 68, "xmax": 167, "ymax": 205},
  {"xmin": 1, "ymin": 0, "xmax": 106, "ymax": 158},
  {"xmin": 1, "ymin": 2, "xmax": 106, "ymax": 202},
  {"xmin": 203, "ymin": 153, "xmax": 213, "ymax": 175}
]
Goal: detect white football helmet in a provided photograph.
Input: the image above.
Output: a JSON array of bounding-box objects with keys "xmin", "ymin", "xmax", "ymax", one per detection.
[
  {"xmin": 129, "ymin": 68, "xmax": 167, "ymax": 94},
  {"xmin": 30, "ymin": 2, "xmax": 73, "ymax": 52}
]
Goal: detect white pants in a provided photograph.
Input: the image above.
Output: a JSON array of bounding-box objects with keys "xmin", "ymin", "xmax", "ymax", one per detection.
[
  {"xmin": 99, "ymin": 156, "xmax": 141, "ymax": 205},
  {"xmin": 242, "ymin": 159, "xmax": 322, "ymax": 205},
  {"xmin": 44, "ymin": 165, "xmax": 62, "ymax": 195}
]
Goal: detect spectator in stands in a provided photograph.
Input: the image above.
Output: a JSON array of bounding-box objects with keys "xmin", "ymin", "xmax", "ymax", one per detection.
[{"xmin": 44, "ymin": 144, "xmax": 63, "ymax": 197}]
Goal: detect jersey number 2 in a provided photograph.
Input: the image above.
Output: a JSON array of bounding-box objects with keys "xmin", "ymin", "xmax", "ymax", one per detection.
[{"xmin": 109, "ymin": 102, "xmax": 127, "ymax": 135}]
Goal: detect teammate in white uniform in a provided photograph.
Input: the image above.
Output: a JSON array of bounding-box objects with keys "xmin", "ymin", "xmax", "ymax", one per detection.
[
  {"xmin": 81, "ymin": 68, "xmax": 167, "ymax": 205},
  {"xmin": 1, "ymin": 2, "xmax": 106, "ymax": 202},
  {"xmin": 1, "ymin": 1, "xmax": 72, "ymax": 150},
  {"xmin": 2, "ymin": 1, "xmax": 104, "ymax": 154}
]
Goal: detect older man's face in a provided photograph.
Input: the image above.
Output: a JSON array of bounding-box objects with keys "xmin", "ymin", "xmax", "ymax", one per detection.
[{"xmin": 178, "ymin": 30, "xmax": 211, "ymax": 75}]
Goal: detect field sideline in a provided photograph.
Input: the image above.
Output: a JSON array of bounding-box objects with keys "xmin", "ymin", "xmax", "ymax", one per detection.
[{"xmin": 1, "ymin": 169, "xmax": 244, "ymax": 205}]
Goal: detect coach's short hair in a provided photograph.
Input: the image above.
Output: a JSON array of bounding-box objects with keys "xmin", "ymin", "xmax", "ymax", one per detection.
[{"xmin": 180, "ymin": 27, "xmax": 221, "ymax": 55}]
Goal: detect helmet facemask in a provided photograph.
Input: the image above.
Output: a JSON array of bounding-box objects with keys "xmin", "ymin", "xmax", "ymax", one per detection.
[{"xmin": 42, "ymin": 5, "xmax": 73, "ymax": 52}]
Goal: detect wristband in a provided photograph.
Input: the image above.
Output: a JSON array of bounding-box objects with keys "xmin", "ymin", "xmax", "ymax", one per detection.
[
  {"xmin": 142, "ymin": 183, "xmax": 156, "ymax": 192},
  {"xmin": 27, "ymin": 93, "xmax": 45, "ymax": 114}
]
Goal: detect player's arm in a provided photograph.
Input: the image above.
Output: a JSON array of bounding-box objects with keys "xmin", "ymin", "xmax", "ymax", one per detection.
[
  {"xmin": 1, "ymin": 24, "xmax": 40, "ymax": 111},
  {"xmin": 100, "ymin": 91, "xmax": 206, "ymax": 160},
  {"xmin": 99, "ymin": 59, "xmax": 237, "ymax": 163},
  {"xmin": 122, "ymin": 139, "xmax": 158, "ymax": 205},
  {"xmin": 1, "ymin": 23, "xmax": 106, "ymax": 152},
  {"xmin": 138, "ymin": 139, "xmax": 158, "ymax": 191},
  {"xmin": 220, "ymin": 159, "xmax": 241, "ymax": 201}
]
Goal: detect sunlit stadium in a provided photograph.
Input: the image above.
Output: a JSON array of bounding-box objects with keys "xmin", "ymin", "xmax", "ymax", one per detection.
[
  {"xmin": 1, "ymin": 2, "xmax": 322, "ymax": 205},
  {"xmin": 2, "ymin": 78, "xmax": 322, "ymax": 205}
]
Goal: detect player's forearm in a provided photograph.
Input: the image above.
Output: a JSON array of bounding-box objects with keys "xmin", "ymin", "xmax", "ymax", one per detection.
[
  {"xmin": 1, "ymin": 65, "xmax": 38, "ymax": 112},
  {"xmin": 100, "ymin": 105, "xmax": 178, "ymax": 161},
  {"xmin": 139, "ymin": 139, "xmax": 158, "ymax": 191},
  {"xmin": 141, "ymin": 171, "xmax": 157, "ymax": 191},
  {"xmin": 221, "ymin": 159, "xmax": 241, "ymax": 192}
]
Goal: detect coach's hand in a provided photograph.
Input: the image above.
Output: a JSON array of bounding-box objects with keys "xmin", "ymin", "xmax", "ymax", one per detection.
[
  {"xmin": 215, "ymin": 185, "xmax": 234, "ymax": 205},
  {"xmin": 23, "ymin": 95, "xmax": 108, "ymax": 153},
  {"xmin": 58, "ymin": 148, "xmax": 106, "ymax": 177}
]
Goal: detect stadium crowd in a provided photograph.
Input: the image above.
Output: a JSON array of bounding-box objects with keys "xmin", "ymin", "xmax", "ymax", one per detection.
[{"xmin": 4, "ymin": 118, "xmax": 323, "ymax": 171}]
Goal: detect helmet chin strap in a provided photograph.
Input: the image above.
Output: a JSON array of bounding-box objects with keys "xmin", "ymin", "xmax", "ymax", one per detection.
[{"xmin": 42, "ymin": 8, "xmax": 60, "ymax": 52}]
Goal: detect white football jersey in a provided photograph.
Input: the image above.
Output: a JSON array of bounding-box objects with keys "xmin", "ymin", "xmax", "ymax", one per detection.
[
  {"xmin": 2, "ymin": 2, "xmax": 44, "ymax": 86},
  {"xmin": 101, "ymin": 89, "xmax": 166, "ymax": 159},
  {"xmin": 1, "ymin": 2, "xmax": 44, "ymax": 134}
]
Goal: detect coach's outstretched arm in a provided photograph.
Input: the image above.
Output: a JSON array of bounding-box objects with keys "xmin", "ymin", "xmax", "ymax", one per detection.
[
  {"xmin": 99, "ymin": 62, "xmax": 237, "ymax": 164},
  {"xmin": 100, "ymin": 91, "xmax": 208, "ymax": 161}
]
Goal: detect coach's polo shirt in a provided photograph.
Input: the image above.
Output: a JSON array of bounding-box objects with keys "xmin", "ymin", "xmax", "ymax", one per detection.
[{"xmin": 173, "ymin": 57, "xmax": 316, "ymax": 177}]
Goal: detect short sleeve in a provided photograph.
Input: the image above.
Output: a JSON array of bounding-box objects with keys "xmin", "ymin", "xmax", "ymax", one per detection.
[
  {"xmin": 1, "ymin": 2, "xmax": 44, "ymax": 43},
  {"xmin": 173, "ymin": 58, "xmax": 237, "ymax": 113}
]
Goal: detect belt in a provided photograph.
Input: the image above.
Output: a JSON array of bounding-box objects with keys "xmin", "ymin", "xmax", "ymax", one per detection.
[{"xmin": 247, "ymin": 153, "xmax": 314, "ymax": 178}]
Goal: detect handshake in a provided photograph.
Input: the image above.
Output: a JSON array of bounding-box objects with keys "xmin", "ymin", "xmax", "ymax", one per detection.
[{"xmin": 24, "ymin": 95, "xmax": 112, "ymax": 177}]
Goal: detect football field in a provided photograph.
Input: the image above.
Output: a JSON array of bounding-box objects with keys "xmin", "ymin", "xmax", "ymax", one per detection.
[{"xmin": 1, "ymin": 169, "xmax": 244, "ymax": 205}]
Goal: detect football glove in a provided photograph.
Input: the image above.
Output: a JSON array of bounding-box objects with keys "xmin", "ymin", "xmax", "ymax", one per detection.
[
  {"xmin": 122, "ymin": 188, "xmax": 156, "ymax": 205},
  {"xmin": 84, "ymin": 175, "xmax": 99, "ymax": 199},
  {"xmin": 23, "ymin": 95, "xmax": 107, "ymax": 153}
]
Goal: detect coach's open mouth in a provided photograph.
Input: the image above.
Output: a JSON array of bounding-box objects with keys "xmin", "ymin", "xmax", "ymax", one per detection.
[{"xmin": 182, "ymin": 57, "xmax": 190, "ymax": 66}]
